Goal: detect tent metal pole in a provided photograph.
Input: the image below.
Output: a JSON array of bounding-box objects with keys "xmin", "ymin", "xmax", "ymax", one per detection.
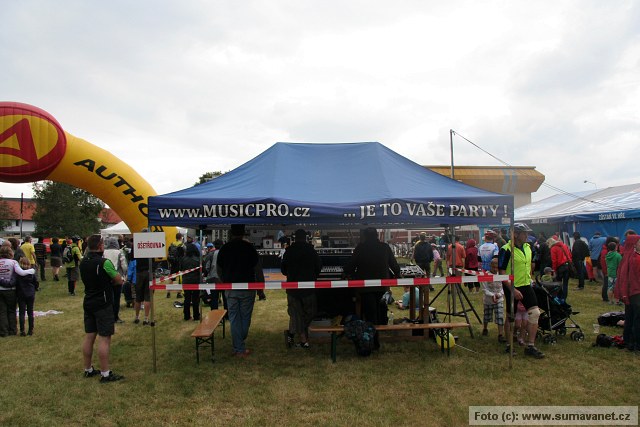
[{"xmin": 450, "ymin": 129, "xmax": 455, "ymax": 180}]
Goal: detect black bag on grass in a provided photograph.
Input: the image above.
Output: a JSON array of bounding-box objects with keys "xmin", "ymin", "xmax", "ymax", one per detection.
[
  {"xmin": 597, "ymin": 311, "xmax": 625, "ymax": 327},
  {"xmin": 344, "ymin": 319, "xmax": 377, "ymax": 357}
]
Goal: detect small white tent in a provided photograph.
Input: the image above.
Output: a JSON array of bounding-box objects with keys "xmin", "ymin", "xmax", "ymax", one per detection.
[{"xmin": 101, "ymin": 221, "xmax": 131, "ymax": 236}]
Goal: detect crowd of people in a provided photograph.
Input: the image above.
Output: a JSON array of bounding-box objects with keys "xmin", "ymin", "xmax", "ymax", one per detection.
[{"xmin": 2, "ymin": 222, "xmax": 638, "ymax": 384}]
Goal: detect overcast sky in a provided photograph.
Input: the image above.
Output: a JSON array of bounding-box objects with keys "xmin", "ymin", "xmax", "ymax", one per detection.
[{"xmin": 2, "ymin": 1, "xmax": 639, "ymax": 203}]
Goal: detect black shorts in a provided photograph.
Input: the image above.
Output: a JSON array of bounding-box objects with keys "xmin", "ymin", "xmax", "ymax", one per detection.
[
  {"xmin": 84, "ymin": 305, "xmax": 115, "ymax": 336},
  {"xmin": 503, "ymin": 284, "xmax": 538, "ymax": 317},
  {"xmin": 135, "ymin": 270, "xmax": 150, "ymax": 303}
]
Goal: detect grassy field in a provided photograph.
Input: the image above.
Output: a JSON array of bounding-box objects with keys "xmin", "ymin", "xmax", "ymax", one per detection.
[{"xmin": 0, "ymin": 271, "xmax": 637, "ymax": 427}]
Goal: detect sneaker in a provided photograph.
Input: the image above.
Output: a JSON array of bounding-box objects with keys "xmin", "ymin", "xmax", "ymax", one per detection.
[
  {"xmin": 166, "ymin": 292, "xmax": 171, "ymax": 298},
  {"xmin": 100, "ymin": 371, "xmax": 124, "ymax": 383},
  {"xmin": 19, "ymin": 331, "xmax": 26, "ymax": 337},
  {"xmin": 482, "ymin": 329, "xmax": 488, "ymax": 336},
  {"xmin": 284, "ymin": 331, "xmax": 295, "ymax": 348},
  {"xmin": 143, "ymin": 320, "xmax": 150, "ymax": 326},
  {"xmin": 84, "ymin": 367, "xmax": 100, "ymax": 378},
  {"xmin": 498, "ymin": 335, "xmax": 506, "ymax": 343},
  {"xmin": 505, "ymin": 345, "xmax": 517, "ymax": 356},
  {"xmin": 575, "ymin": 287, "xmax": 584, "ymax": 290},
  {"xmin": 134, "ymin": 318, "xmax": 140, "ymax": 324},
  {"xmin": 116, "ymin": 318, "xmax": 124, "ymax": 324},
  {"xmin": 176, "ymin": 292, "xmax": 183, "ymax": 299},
  {"xmin": 524, "ymin": 345, "xmax": 545, "ymax": 359},
  {"xmin": 295, "ymin": 342, "xmax": 310, "ymax": 349}
]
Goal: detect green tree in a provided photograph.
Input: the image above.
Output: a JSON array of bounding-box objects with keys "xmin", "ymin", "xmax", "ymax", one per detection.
[
  {"xmin": 32, "ymin": 181, "xmax": 105, "ymax": 237},
  {"xmin": 0, "ymin": 196, "xmax": 13, "ymax": 230},
  {"xmin": 194, "ymin": 171, "xmax": 223, "ymax": 186}
]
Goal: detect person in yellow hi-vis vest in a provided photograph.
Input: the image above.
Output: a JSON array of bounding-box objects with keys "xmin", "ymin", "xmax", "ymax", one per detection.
[{"xmin": 498, "ymin": 223, "xmax": 545, "ymax": 359}]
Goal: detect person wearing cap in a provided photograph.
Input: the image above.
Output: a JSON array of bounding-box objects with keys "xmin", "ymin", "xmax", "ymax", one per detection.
[
  {"xmin": 498, "ymin": 223, "xmax": 545, "ymax": 359},
  {"xmin": 548, "ymin": 236, "xmax": 572, "ymax": 300},
  {"xmin": 65, "ymin": 236, "xmax": 83, "ymax": 296},
  {"xmin": 540, "ymin": 266, "xmax": 554, "ymax": 283},
  {"xmin": 571, "ymin": 232, "xmax": 589, "ymax": 290},
  {"xmin": 281, "ymin": 229, "xmax": 322, "ymax": 349},
  {"xmin": 216, "ymin": 224, "xmax": 261, "ymax": 358},
  {"xmin": 478, "ymin": 231, "xmax": 499, "ymax": 272}
]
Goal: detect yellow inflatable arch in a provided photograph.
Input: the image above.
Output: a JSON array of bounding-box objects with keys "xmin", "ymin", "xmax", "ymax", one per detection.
[{"xmin": 0, "ymin": 102, "xmax": 177, "ymax": 246}]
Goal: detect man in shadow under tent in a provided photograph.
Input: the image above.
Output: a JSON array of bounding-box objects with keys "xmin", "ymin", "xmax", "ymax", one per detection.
[{"xmin": 344, "ymin": 227, "xmax": 400, "ymax": 329}]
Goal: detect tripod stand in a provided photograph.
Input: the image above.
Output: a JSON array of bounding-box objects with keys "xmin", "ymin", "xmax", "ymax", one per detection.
[{"xmin": 429, "ymin": 279, "xmax": 482, "ymax": 338}]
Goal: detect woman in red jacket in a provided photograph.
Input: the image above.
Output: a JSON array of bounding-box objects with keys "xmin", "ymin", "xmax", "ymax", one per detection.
[
  {"xmin": 614, "ymin": 234, "xmax": 640, "ymax": 353},
  {"xmin": 548, "ymin": 237, "xmax": 572, "ymax": 300}
]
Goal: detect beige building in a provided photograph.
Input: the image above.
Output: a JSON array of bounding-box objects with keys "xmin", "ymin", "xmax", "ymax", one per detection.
[{"xmin": 426, "ymin": 166, "xmax": 545, "ymax": 208}]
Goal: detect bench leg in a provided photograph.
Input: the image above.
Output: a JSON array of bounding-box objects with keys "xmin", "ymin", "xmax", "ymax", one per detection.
[
  {"xmin": 331, "ymin": 332, "xmax": 337, "ymax": 363},
  {"xmin": 210, "ymin": 333, "xmax": 215, "ymax": 363},
  {"xmin": 195, "ymin": 338, "xmax": 201, "ymax": 364}
]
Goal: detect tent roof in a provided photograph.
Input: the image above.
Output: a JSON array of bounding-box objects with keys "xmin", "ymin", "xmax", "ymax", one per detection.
[
  {"xmin": 515, "ymin": 183, "xmax": 640, "ymax": 224},
  {"xmin": 148, "ymin": 142, "xmax": 513, "ymax": 227}
]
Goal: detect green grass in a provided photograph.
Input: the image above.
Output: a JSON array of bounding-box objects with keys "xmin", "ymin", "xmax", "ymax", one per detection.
[{"xmin": 0, "ymin": 272, "xmax": 637, "ymax": 427}]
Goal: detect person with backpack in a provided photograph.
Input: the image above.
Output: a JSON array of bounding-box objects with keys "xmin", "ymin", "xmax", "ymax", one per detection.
[
  {"xmin": 167, "ymin": 232, "xmax": 184, "ymax": 299},
  {"xmin": 103, "ymin": 237, "xmax": 128, "ymax": 323},
  {"xmin": 64, "ymin": 236, "xmax": 83, "ymax": 296},
  {"xmin": 79, "ymin": 234, "xmax": 125, "ymax": 383}
]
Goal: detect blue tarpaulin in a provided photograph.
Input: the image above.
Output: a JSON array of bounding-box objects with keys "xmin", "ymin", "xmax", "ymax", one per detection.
[{"xmin": 148, "ymin": 142, "xmax": 513, "ymax": 227}]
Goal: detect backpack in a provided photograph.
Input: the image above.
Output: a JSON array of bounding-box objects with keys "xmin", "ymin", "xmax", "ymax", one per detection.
[
  {"xmin": 62, "ymin": 246, "xmax": 74, "ymax": 264},
  {"xmin": 344, "ymin": 319, "xmax": 377, "ymax": 357},
  {"xmin": 414, "ymin": 241, "xmax": 433, "ymax": 263},
  {"xmin": 168, "ymin": 243, "xmax": 183, "ymax": 264}
]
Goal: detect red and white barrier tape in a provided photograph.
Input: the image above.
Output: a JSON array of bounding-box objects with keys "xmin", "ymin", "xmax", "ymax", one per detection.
[
  {"xmin": 153, "ymin": 266, "xmax": 201, "ymax": 284},
  {"xmin": 150, "ymin": 274, "xmax": 512, "ymax": 291},
  {"xmin": 454, "ymin": 268, "xmax": 486, "ymax": 276}
]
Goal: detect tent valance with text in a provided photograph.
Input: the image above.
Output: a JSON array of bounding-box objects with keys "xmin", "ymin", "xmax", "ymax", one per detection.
[{"xmin": 148, "ymin": 142, "xmax": 513, "ymax": 227}]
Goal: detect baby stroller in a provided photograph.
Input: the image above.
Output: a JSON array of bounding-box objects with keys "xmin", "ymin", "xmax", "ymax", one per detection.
[{"xmin": 533, "ymin": 278, "xmax": 584, "ymax": 344}]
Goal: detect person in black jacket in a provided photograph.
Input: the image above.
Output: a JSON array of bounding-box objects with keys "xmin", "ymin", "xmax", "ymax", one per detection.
[
  {"xmin": 79, "ymin": 234, "xmax": 124, "ymax": 383},
  {"xmin": 344, "ymin": 228, "xmax": 400, "ymax": 326},
  {"xmin": 216, "ymin": 224, "xmax": 261, "ymax": 358},
  {"xmin": 180, "ymin": 243, "xmax": 202, "ymax": 321},
  {"xmin": 571, "ymin": 232, "xmax": 590, "ymax": 290},
  {"xmin": 281, "ymin": 229, "xmax": 322, "ymax": 348}
]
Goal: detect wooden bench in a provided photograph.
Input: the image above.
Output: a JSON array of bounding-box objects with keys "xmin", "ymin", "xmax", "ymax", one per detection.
[
  {"xmin": 191, "ymin": 309, "xmax": 227, "ymax": 363},
  {"xmin": 309, "ymin": 322, "xmax": 469, "ymax": 363}
]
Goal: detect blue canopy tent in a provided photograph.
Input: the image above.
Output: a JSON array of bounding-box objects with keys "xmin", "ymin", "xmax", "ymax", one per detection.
[
  {"xmin": 515, "ymin": 183, "xmax": 640, "ymax": 238},
  {"xmin": 148, "ymin": 142, "xmax": 513, "ymax": 228}
]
